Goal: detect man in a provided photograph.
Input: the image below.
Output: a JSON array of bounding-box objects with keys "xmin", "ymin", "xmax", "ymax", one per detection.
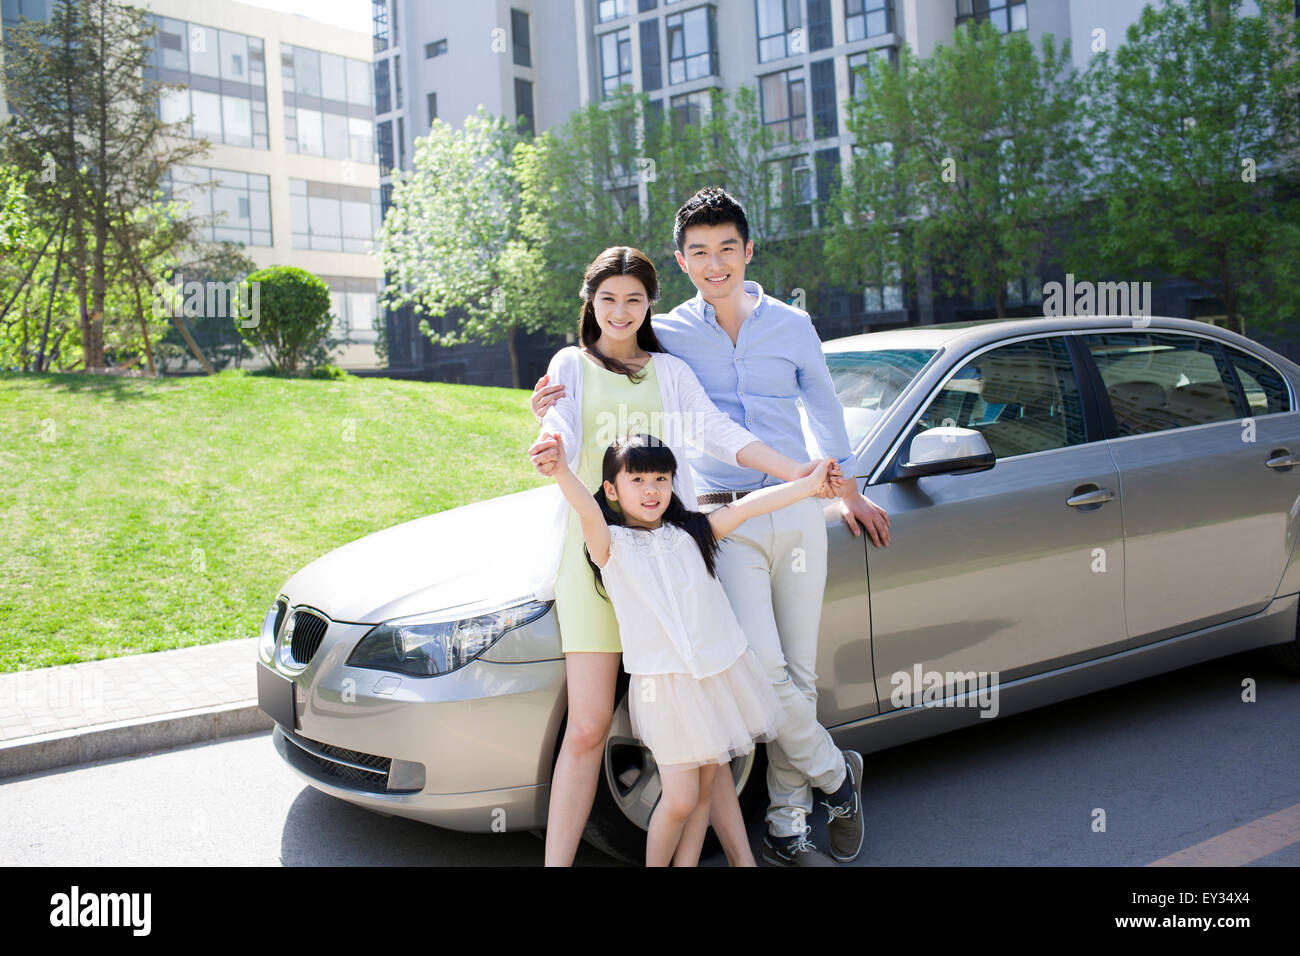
[{"xmin": 533, "ymin": 187, "xmax": 891, "ymax": 865}]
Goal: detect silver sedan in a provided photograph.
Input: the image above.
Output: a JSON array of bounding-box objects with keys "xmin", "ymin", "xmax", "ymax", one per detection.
[{"xmin": 257, "ymin": 315, "xmax": 1300, "ymax": 863}]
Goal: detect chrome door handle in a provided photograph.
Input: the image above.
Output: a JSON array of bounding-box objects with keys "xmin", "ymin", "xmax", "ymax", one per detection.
[
  {"xmin": 1265, "ymin": 450, "xmax": 1300, "ymax": 470},
  {"xmin": 1067, "ymin": 487, "xmax": 1114, "ymax": 508}
]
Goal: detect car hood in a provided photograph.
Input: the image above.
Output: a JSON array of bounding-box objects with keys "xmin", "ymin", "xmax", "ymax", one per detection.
[{"xmin": 279, "ymin": 484, "xmax": 558, "ymax": 624}]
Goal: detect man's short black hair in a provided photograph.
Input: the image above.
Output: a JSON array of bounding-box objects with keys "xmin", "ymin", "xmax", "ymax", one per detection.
[{"xmin": 674, "ymin": 186, "xmax": 750, "ymax": 251}]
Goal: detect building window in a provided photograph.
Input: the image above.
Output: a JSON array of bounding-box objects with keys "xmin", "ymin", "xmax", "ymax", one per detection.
[
  {"xmin": 848, "ymin": 46, "xmax": 897, "ymax": 98},
  {"xmin": 598, "ymin": 0, "xmax": 629, "ymax": 22},
  {"xmin": 372, "ymin": 0, "xmax": 388, "ymax": 53},
  {"xmin": 756, "ymin": 0, "xmax": 801, "ymax": 63},
  {"xmin": 814, "ymin": 146, "xmax": 839, "ymax": 220},
  {"xmin": 601, "ymin": 28, "xmax": 633, "ymax": 97},
  {"xmin": 639, "ymin": 0, "xmax": 659, "ymax": 9},
  {"xmin": 394, "ymin": 55, "xmax": 402, "ymax": 108},
  {"xmin": 396, "ymin": 116, "xmax": 405, "ymax": 170},
  {"xmin": 645, "ymin": 98, "xmax": 666, "ymax": 140},
  {"xmin": 424, "ymin": 38, "xmax": 448, "ymax": 58},
  {"xmin": 515, "ymin": 78, "xmax": 535, "ymax": 135},
  {"xmin": 147, "ymin": 17, "xmax": 269, "ymax": 150},
  {"xmin": 162, "ymin": 166, "xmax": 272, "ymax": 247},
  {"xmin": 319, "ymin": 276, "xmax": 382, "ymax": 343},
  {"xmin": 374, "ymin": 58, "xmax": 391, "ymax": 114},
  {"xmin": 846, "ymin": 0, "xmax": 892, "ymax": 40},
  {"xmin": 807, "ymin": 0, "xmax": 832, "ymax": 50},
  {"xmin": 1, "ymin": 0, "xmax": 47, "ymax": 29},
  {"xmin": 670, "ymin": 88, "xmax": 717, "ymax": 131},
  {"xmin": 760, "ymin": 67, "xmax": 806, "ymax": 142},
  {"xmin": 768, "ymin": 154, "xmax": 814, "ymax": 230},
  {"xmin": 640, "ymin": 19, "xmax": 662, "ymax": 92},
  {"xmin": 862, "ymin": 261, "xmax": 903, "ymax": 312},
  {"xmin": 290, "ymin": 178, "xmax": 381, "ymax": 253},
  {"xmin": 427, "ymin": 92, "xmax": 438, "ymax": 128},
  {"xmin": 282, "ymin": 44, "xmax": 374, "ymax": 163},
  {"xmin": 667, "ymin": 5, "xmax": 717, "ymax": 84},
  {"xmin": 376, "ymin": 121, "xmax": 394, "ymax": 175},
  {"xmin": 511, "ymin": 9, "xmax": 531, "ymax": 67},
  {"xmin": 955, "ymin": 0, "xmax": 1027, "ymax": 33},
  {"xmin": 810, "ymin": 58, "xmax": 837, "ymax": 138}
]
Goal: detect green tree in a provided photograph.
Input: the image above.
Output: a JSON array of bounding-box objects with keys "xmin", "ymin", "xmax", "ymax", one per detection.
[
  {"xmin": 237, "ymin": 265, "xmax": 334, "ymax": 374},
  {"xmin": 1076, "ymin": 0, "xmax": 1300, "ymax": 337},
  {"xmin": 515, "ymin": 85, "xmax": 827, "ymax": 326},
  {"xmin": 513, "ymin": 89, "xmax": 675, "ymax": 332},
  {"xmin": 379, "ymin": 108, "xmax": 543, "ymax": 387},
  {"xmin": 0, "ymin": 0, "xmax": 209, "ymax": 371},
  {"xmin": 830, "ymin": 20, "xmax": 1083, "ymax": 316}
]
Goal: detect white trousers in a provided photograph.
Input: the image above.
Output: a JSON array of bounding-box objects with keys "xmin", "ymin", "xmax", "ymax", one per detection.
[{"xmin": 706, "ymin": 494, "xmax": 846, "ymax": 837}]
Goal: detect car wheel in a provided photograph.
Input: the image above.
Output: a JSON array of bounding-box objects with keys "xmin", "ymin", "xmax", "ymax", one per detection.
[
  {"xmin": 1266, "ymin": 601, "xmax": 1300, "ymax": 675},
  {"xmin": 580, "ymin": 673, "xmax": 768, "ymax": 865}
]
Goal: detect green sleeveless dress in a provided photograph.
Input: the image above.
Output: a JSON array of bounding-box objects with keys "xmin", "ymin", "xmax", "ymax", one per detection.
[{"xmin": 554, "ymin": 352, "xmax": 663, "ymax": 654}]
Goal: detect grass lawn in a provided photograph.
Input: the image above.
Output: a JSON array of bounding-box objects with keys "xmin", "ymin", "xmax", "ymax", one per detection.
[{"xmin": 0, "ymin": 368, "xmax": 548, "ymax": 673}]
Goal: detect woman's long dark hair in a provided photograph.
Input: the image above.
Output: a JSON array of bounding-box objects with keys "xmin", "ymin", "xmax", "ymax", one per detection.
[
  {"xmin": 583, "ymin": 433, "xmax": 721, "ymax": 600},
  {"xmin": 579, "ymin": 246, "xmax": 667, "ymax": 383}
]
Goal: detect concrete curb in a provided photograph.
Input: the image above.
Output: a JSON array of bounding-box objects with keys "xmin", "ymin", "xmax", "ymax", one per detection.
[{"xmin": 0, "ymin": 700, "xmax": 274, "ymax": 780}]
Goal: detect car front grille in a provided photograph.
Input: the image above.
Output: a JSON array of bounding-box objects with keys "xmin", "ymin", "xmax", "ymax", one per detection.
[
  {"xmin": 287, "ymin": 609, "xmax": 328, "ymax": 665},
  {"xmin": 283, "ymin": 731, "xmax": 393, "ymax": 794}
]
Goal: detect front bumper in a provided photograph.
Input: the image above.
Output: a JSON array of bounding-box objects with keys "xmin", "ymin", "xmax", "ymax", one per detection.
[{"xmin": 259, "ymin": 613, "xmax": 567, "ymax": 833}]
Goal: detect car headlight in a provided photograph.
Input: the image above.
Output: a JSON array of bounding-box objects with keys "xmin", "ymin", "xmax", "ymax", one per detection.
[
  {"xmin": 259, "ymin": 598, "xmax": 287, "ymax": 663},
  {"xmin": 345, "ymin": 598, "xmax": 552, "ymax": 677}
]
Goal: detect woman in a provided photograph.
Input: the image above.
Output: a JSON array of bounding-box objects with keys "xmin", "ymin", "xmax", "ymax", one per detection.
[{"xmin": 526, "ymin": 246, "xmax": 833, "ymax": 866}]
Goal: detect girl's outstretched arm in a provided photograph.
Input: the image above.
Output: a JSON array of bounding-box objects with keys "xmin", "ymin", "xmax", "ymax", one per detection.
[
  {"xmin": 706, "ymin": 457, "xmax": 832, "ymax": 541},
  {"xmin": 540, "ymin": 432, "xmax": 612, "ymax": 568}
]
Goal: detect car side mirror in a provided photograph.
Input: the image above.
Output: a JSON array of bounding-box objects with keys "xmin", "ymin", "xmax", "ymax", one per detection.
[{"xmin": 886, "ymin": 427, "xmax": 996, "ymax": 481}]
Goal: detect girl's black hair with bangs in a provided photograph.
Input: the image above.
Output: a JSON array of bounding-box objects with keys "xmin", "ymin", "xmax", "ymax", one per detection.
[{"xmin": 583, "ymin": 432, "xmax": 721, "ymax": 599}]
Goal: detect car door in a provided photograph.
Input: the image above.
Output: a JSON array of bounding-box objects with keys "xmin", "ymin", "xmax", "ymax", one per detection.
[
  {"xmin": 1076, "ymin": 330, "xmax": 1300, "ymax": 648},
  {"xmin": 857, "ymin": 333, "xmax": 1127, "ymax": 718}
]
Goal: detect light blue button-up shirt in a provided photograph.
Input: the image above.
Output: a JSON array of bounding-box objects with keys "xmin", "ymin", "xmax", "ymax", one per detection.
[{"xmin": 651, "ymin": 280, "xmax": 854, "ymax": 494}]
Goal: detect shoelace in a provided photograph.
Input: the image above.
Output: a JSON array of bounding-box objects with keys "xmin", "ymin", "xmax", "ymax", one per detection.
[
  {"xmin": 822, "ymin": 798, "xmax": 854, "ymax": 821},
  {"xmin": 787, "ymin": 827, "xmax": 817, "ymax": 855}
]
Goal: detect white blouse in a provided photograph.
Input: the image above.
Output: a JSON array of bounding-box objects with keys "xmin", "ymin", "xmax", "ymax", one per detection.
[
  {"xmin": 600, "ymin": 522, "xmax": 748, "ymax": 679},
  {"xmin": 522, "ymin": 346, "xmax": 758, "ymax": 602}
]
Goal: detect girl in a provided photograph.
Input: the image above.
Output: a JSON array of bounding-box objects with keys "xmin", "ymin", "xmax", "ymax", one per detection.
[
  {"xmin": 525, "ymin": 246, "xmax": 838, "ymax": 867},
  {"xmin": 536, "ymin": 429, "xmax": 836, "ymax": 867}
]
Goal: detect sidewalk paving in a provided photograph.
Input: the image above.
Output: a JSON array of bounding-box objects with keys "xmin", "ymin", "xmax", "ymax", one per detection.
[{"xmin": 0, "ymin": 638, "xmax": 272, "ymax": 779}]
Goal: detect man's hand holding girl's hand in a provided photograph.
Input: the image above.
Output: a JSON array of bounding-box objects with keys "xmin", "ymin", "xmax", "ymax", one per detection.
[
  {"xmin": 529, "ymin": 432, "xmax": 567, "ymax": 477},
  {"xmin": 801, "ymin": 457, "xmax": 834, "ymax": 498},
  {"xmin": 792, "ymin": 458, "xmax": 843, "ymax": 499}
]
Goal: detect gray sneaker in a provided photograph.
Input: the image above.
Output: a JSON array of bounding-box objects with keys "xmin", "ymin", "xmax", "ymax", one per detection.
[
  {"xmin": 760, "ymin": 823, "xmax": 839, "ymax": 867},
  {"xmin": 821, "ymin": 750, "xmax": 865, "ymax": 863}
]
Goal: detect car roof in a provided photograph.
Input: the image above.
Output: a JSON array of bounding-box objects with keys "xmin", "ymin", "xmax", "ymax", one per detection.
[{"xmin": 822, "ymin": 315, "xmax": 1266, "ymax": 356}]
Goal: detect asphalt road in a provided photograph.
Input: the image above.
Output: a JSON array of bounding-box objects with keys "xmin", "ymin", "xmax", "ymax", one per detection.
[{"xmin": 1, "ymin": 648, "xmax": 1297, "ymax": 867}]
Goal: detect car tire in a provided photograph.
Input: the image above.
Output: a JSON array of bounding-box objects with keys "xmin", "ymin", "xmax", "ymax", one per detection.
[
  {"xmin": 1266, "ymin": 601, "xmax": 1300, "ymax": 675},
  {"xmin": 579, "ymin": 671, "xmax": 769, "ymax": 865}
]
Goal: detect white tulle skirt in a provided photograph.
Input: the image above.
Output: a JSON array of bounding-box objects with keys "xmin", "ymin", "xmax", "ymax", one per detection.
[{"xmin": 629, "ymin": 647, "xmax": 786, "ymax": 771}]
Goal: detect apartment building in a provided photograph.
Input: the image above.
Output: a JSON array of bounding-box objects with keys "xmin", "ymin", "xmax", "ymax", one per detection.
[
  {"xmin": 1, "ymin": 0, "xmax": 386, "ymax": 371},
  {"xmin": 371, "ymin": 0, "xmax": 580, "ymax": 383},
  {"xmin": 377, "ymin": 0, "xmax": 1181, "ymax": 385}
]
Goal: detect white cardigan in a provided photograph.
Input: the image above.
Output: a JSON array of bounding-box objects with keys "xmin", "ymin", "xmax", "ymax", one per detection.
[{"xmin": 524, "ymin": 346, "xmax": 758, "ymax": 601}]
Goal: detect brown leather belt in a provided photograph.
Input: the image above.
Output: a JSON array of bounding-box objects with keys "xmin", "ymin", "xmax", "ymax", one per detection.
[{"xmin": 696, "ymin": 490, "xmax": 755, "ymax": 506}]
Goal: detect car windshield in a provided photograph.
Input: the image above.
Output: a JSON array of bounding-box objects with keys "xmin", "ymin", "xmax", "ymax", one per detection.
[{"xmin": 799, "ymin": 348, "xmax": 938, "ymax": 449}]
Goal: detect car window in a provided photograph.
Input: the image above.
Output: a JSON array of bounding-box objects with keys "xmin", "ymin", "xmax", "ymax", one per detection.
[
  {"xmin": 801, "ymin": 348, "xmax": 937, "ymax": 448},
  {"xmin": 916, "ymin": 336, "xmax": 1086, "ymax": 459},
  {"xmin": 1223, "ymin": 345, "xmax": 1291, "ymax": 416},
  {"xmin": 1079, "ymin": 332, "xmax": 1242, "ymax": 435}
]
